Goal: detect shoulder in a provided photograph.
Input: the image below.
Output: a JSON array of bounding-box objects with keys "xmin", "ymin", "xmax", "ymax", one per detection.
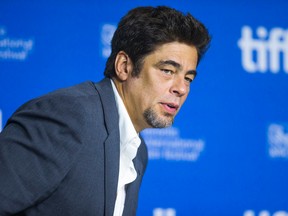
[
  {"xmin": 4, "ymin": 80, "xmax": 102, "ymax": 148},
  {"xmin": 4, "ymin": 80, "xmax": 107, "ymax": 151},
  {"xmin": 13, "ymin": 81, "xmax": 101, "ymax": 121},
  {"xmin": 29, "ymin": 81, "xmax": 100, "ymax": 106}
]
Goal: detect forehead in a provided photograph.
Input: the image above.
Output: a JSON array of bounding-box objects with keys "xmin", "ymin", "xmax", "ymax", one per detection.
[{"xmin": 145, "ymin": 42, "xmax": 198, "ymax": 69}]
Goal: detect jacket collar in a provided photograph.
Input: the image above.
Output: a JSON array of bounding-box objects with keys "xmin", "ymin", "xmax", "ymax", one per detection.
[{"xmin": 94, "ymin": 78, "xmax": 120, "ymax": 215}]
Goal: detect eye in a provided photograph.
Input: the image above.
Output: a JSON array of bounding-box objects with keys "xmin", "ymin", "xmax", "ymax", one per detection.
[
  {"xmin": 185, "ymin": 75, "xmax": 195, "ymax": 83},
  {"xmin": 161, "ymin": 69, "xmax": 174, "ymax": 75},
  {"xmin": 185, "ymin": 77, "xmax": 193, "ymax": 83}
]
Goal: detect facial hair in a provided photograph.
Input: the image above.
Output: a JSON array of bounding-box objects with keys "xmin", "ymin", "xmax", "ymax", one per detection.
[{"xmin": 143, "ymin": 107, "xmax": 174, "ymax": 128}]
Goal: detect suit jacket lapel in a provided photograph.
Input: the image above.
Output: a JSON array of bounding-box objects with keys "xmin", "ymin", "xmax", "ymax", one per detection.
[
  {"xmin": 123, "ymin": 137, "xmax": 148, "ymax": 216},
  {"xmin": 94, "ymin": 78, "xmax": 120, "ymax": 216}
]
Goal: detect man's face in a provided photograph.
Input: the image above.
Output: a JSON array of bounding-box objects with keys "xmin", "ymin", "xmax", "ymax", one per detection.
[{"xmin": 121, "ymin": 42, "xmax": 198, "ymax": 132}]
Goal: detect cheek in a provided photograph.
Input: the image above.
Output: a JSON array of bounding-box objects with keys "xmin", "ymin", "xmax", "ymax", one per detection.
[
  {"xmin": 140, "ymin": 87, "xmax": 163, "ymax": 110},
  {"xmin": 142, "ymin": 79, "xmax": 164, "ymax": 97}
]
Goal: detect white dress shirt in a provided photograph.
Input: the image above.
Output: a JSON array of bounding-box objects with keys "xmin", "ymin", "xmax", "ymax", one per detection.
[{"xmin": 111, "ymin": 80, "xmax": 141, "ymax": 216}]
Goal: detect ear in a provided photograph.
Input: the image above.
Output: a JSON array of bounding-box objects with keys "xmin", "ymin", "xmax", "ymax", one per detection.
[{"xmin": 114, "ymin": 51, "xmax": 133, "ymax": 81}]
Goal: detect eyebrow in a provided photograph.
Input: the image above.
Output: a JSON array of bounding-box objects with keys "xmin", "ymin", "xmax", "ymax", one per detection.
[{"xmin": 155, "ymin": 60, "xmax": 198, "ymax": 77}]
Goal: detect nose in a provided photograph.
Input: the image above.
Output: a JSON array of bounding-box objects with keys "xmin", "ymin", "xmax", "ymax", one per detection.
[{"xmin": 170, "ymin": 76, "xmax": 188, "ymax": 97}]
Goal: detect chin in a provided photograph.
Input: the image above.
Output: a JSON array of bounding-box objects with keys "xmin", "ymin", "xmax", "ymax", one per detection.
[{"xmin": 143, "ymin": 106, "xmax": 175, "ymax": 128}]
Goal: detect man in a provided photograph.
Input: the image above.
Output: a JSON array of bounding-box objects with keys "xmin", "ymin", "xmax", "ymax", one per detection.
[{"xmin": 0, "ymin": 6, "xmax": 210, "ymax": 216}]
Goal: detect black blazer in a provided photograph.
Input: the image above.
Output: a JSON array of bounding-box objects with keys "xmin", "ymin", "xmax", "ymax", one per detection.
[{"xmin": 0, "ymin": 78, "xmax": 148, "ymax": 216}]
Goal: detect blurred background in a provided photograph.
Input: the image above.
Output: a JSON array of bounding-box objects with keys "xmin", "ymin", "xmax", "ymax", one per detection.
[{"xmin": 1, "ymin": 0, "xmax": 288, "ymax": 215}]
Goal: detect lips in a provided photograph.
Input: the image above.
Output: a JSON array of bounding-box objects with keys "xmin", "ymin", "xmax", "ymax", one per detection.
[{"xmin": 160, "ymin": 102, "xmax": 179, "ymax": 114}]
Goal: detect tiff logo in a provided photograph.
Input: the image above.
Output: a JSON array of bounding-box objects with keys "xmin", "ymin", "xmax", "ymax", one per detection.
[
  {"xmin": 153, "ymin": 208, "xmax": 176, "ymax": 216},
  {"xmin": 238, "ymin": 26, "xmax": 288, "ymax": 73}
]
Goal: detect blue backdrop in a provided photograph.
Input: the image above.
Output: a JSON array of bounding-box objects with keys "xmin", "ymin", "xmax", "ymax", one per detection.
[{"xmin": 1, "ymin": 0, "xmax": 288, "ymax": 215}]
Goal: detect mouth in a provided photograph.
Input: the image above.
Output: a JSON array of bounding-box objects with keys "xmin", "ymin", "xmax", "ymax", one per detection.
[{"xmin": 160, "ymin": 102, "xmax": 179, "ymax": 114}]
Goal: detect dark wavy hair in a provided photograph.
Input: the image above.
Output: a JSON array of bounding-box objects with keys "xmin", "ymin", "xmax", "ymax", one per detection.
[{"xmin": 104, "ymin": 6, "xmax": 211, "ymax": 78}]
